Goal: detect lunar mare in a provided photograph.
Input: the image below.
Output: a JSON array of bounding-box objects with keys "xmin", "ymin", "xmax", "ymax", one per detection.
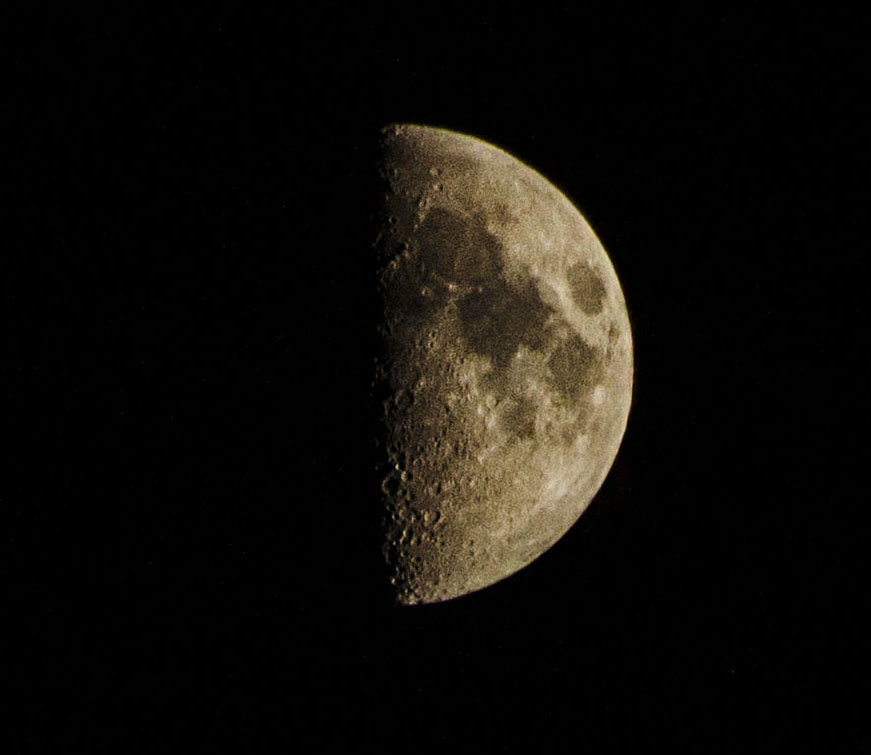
[{"xmin": 374, "ymin": 124, "xmax": 633, "ymax": 605}]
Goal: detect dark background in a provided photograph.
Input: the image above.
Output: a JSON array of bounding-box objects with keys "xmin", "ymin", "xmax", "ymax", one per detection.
[{"xmin": 5, "ymin": 7, "xmax": 865, "ymax": 751}]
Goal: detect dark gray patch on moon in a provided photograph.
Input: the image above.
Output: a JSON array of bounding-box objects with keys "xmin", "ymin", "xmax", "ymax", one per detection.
[
  {"xmin": 415, "ymin": 207, "xmax": 502, "ymax": 287},
  {"xmin": 457, "ymin": 276, "xmax": 552, "ymax": 368},
  {"xmin": 413, "ymin": 206, "xmax": 555, "ymax": 372},
  {"xmin": 566, "ymin": 261, "xmax": 607, "ymax": 315},
  {"xmin": 501, "ymin": 395, "xmax": 538, "ymax": 439},
  {"xmin": 546, "ymin": 333, "xmax": 603, "ymax": 402},
  {"xmin": 382, "ymin": 252, "xmax": 442, "ymax": 338}
]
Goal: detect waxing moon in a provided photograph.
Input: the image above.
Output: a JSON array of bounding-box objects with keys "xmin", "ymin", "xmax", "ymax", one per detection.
[{"xmin": 374, "ymin": 124, "xmax": 633, "ymax": 605}]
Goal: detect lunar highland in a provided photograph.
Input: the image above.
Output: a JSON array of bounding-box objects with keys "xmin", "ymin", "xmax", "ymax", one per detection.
[{"xmin": 374, "ymin": 124, "xmax": 633, "ymax": 605}]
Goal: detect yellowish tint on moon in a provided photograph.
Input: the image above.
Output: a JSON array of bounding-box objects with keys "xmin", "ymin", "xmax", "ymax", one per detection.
[{"xmin": 375, "ymin": 124, "xmax": 633, "ymax": 605}]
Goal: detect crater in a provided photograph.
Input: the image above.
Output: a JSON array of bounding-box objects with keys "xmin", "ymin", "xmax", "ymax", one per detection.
[
  {"xmin": 546, "ymin": 333, "xmax": 604, "ymax": 402},
  {"xmin": 566, "ymin": 261, "xmax": 607, "ymax": 315}
]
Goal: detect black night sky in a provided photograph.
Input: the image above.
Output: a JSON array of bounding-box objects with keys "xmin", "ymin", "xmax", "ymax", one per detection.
[{"xmin": 6, "ymin": 8, "xmax": 865, "ymax": 751}]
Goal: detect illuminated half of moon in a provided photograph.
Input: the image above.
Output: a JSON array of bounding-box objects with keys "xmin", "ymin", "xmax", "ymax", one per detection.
[{"xmin": 374, "ymin": 124, "xmax": 633, "ymax": 605}]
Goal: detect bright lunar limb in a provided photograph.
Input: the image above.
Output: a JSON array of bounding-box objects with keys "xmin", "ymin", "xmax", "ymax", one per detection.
[{"xmin": 374, "ymin": 124, "xmax": 633, "ymax": 605}]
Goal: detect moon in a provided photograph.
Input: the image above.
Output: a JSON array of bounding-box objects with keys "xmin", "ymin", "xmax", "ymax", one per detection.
[{"xmin": 373, "ymin": 124, "xmax": 633, "ymax": 605}]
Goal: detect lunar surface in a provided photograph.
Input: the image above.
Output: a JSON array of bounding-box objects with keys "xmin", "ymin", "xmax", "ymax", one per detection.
[{"xmin": 374, "ymin": 124, "xmax": 633, "ymax": 605}]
